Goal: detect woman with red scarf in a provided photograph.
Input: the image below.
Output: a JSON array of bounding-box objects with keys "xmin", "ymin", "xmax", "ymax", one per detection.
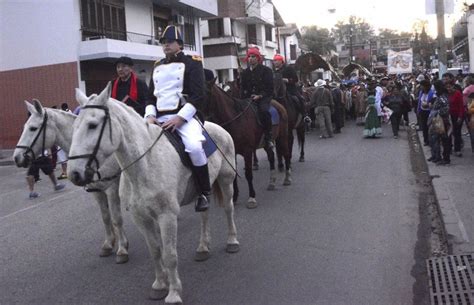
[{"xmin": 112, "ymin": 56, "xmax": 148, "ymax": 116}]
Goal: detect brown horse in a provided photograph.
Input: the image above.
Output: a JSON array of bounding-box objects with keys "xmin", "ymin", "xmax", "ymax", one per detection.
[
  {"xmin": 273, "ymin": 72, "xmax": 306, "ymax": 166},
  {"xmin": 206, "ymin": 83, "xmax": 291, "ymax": 208}
]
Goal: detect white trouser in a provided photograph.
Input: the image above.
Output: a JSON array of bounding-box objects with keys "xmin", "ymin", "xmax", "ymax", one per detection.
[{"xmin": 156, "ymin": 115, "xmax": 207, "ymax": 166}]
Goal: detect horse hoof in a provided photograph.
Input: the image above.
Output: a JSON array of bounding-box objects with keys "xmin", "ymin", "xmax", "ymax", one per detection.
[
  {"xmin": 299, "ymin": 157, "xmax": 305, "ymax": 162},
  {"xmin": 194, "ymin": 251, "xmax": 210, "ymax": 262},
  {"xmin": 99, "ymin": 248, "xmax": 113, "ymax": 257},
  {"xmin": 226, "ymin": 243, "xmax": 240, "ymax": 253},
  {"xmin": 115, "ymin": 254, "xmax": 129, "ymax": 264},
  {"xmin": 246, "ymin": 198, "xmax": 257, "ymax": 209},
  {"xmin": 283, "ymin": 179, "xmax": 292, "ymax": 186},
  {"xmin": 267, "ymin": 184, "xmax": 276, "ymax": 191},
  {"xmin": 252, "ymin": 164, "xmax": 259, "ymax": 171},
  {"xmin": 150, "ymin": 288, "xmax": 168, "ymax": 300}
]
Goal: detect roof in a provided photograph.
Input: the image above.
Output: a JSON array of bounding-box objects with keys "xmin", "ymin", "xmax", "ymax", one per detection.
[
  {"xmin": 273, "ymin": 5, "xmax": 285, "ymax": 27},
  {"xmin": 342, "ymin": 63, "xmax": 373, "ymax": 78},
  {"xmin": 278, "ymin": 23, "xmax": 301, "ymax": 39},
  {"xmin": 295, "ymin": 53, "xmax": 340, "ymax": 81}
]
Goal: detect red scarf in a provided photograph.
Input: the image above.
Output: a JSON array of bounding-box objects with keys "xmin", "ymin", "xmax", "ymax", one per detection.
[{"xmin": 112, "ymin": 72, "xmax": 138, "ymax": 102}]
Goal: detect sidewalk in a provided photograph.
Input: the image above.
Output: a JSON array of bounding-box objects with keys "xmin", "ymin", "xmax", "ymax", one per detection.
[
  {"xmin": 419, "ymin": 130, "xmax": 474, "ymax": 254},
  {"xmin": 0, "ymin": 149, "xmax": 14, "ymax": 166}
]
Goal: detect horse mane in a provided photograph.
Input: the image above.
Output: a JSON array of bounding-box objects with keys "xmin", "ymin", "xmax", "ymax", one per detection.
[{"xmin": 212, "ymin": 84, "xmax": 251, "ymax": 112}]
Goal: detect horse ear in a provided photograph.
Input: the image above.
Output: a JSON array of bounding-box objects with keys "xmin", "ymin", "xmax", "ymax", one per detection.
[
  {"xmin": 99, "ymin": 82, "xmax": 112, "ymax": 100},
  {"xmin": 75, "ymin": 88, "xmax": 89, "ymax": 107},
  {"xmin": 32, "ymin": 99, "xmax": 43, "ymax": 116},
  {"xmin": 24, "ymin": 100, "xmax": 37, "ymax": 116}
]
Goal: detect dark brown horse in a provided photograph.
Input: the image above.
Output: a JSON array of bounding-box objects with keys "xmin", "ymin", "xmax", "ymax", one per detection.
[
  {"xmin": 273, "ymin": 72, "xmax": 306, "ymax": 166},
  {"xmin": 206, "ymin": 83, "xmax": 291, "ymax": 208}
]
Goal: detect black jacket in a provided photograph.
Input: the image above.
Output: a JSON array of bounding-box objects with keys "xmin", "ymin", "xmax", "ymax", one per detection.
[
  {"xmin": 240, "ymin": 64, "xmax": 274, "ymax": 100},
  {"xmin": 147, "ymin": 51, "xmax": 206, "ymax": 115},
  {"xmin": 113, "ymin": 76, "xmax": 148, "ymax": 116},
  {"xmin": 280, "ymin": 65, "xmax": 299, "ymax": 95}
]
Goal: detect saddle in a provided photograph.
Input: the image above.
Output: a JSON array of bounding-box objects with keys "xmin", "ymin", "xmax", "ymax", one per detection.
[
  {"xmin": 248, "ymin": 102, "xmax": 280, "ymax": 127},
  {"xmin": 163, "ymin": 128, "xmax": 217, "ymax": 168}
]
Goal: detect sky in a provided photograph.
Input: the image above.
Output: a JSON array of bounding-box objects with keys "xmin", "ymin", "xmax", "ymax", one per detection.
[{"xmin": 272, "ymin": 0, "xmax": 467, "ymax": 37}]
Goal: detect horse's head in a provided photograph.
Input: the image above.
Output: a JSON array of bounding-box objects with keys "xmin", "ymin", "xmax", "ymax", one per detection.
[
  {"xmin": 68, "ymin": 82, "xmax": 121, "ymax": 186},
  {"xmin": 13, "ymin": 100, "xmax": 55, "ymax": 168}
]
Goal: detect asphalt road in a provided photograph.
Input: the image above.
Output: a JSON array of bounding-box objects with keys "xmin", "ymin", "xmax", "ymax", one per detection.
[{"xmin": 0, "ymin": 122, "xmax": 429, "ymax": 305}]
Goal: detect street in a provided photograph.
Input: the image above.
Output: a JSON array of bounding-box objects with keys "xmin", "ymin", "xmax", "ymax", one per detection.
[{"xmin": 0, "ymin": 122, "xmax": 430, "ymax": 305}]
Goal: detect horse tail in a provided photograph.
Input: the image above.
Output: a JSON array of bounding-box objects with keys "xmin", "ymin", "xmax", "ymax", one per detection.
[
  {"xmin": 212, "ymin": 180, "xmax": 225, "ymax": 208},
  {"xmin": 271, "ymin": 99, "xmax": 288, "ymax": 122}
]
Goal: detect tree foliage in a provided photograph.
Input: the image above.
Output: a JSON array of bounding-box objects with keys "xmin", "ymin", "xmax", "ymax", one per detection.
[
  {"xmin": 300, "ymin": 25, "xmax": 336, "ymax": 56},
  {"xmin": 331, "ymin": 16, "xmax": 374, "ymax": 44}
]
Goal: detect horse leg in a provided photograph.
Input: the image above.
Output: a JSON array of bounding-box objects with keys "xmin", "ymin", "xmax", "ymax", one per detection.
[
  {"xmin": 252, "ymin": 150, "xmax": 259, "ymax": 170},
  {"xmin": 157, "ymin": 213, "xmax": 182, "ymax": 304},
  {"xmin": 131, "ymin": 211, "xmax": 168, "ymax": 300},
  {"xmin": 105, "ymin": 182, "xmax": 129, "ymax": 264},
  {"xmin": 216, "ymin": 178, "xmax": 240, "ymax": 253},
  {"xmin": 233, "ymin": 175, "xmax": 239, "ymax": 203},
  {"xmin": 297, "ymin": 125, "xmax": 305, "ymax": 162},
  {"xmin": 276, "ymin": 138, "xmax": 292, "ymax": 186},
  {"xmin": 194, "ymin": 210, "xmax": 211, "ymax": 262},
  {"xmin": 277, "ymin": 148, "xmax": 284, "ymax": 172},
  {"xmin": 91, "ymin": 191, "xmax": 115, "ymax": 257},
  {"xmin": 244, "ymin": 152, "xmax": 257, "ymax": 209},
  {"xmin": 265, "ymin": 146, "xmax": 276, "ymax": 191}
]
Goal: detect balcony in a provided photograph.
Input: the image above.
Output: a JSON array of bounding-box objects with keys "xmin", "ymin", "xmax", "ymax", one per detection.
[
  {"xmin": 203, "ymin": 36, "xmax": 242, "ymax": 46},
  {"xmin": 244, "ymin": 0, "xmax": 274, "ymax": 25},
  {"xmin": 79, "ymin": 28, "xmax": 198, "ymax": 61},
  {"xmin": 265, "ymin": 40, "xmax": 277, "ymax": 49}
]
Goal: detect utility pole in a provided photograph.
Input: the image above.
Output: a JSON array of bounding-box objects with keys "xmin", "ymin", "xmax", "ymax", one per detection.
[
  {"xmin": 349, "ymin": 23, "xmax": 353, "ymax": 64},
  {"xmin": 436, "ymin": 0, "xmax": 447, "ymax": 76}
]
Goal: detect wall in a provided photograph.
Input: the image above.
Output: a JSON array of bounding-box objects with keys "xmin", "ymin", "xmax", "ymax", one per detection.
[
  {"xmin": 0, "ymin": 63, "xmax": 79, "ymax": 148},
  {"xmin": 180, "ymin": 0, "xmax": 218, "ymax": 16},
  {"xmin": 468, "ymin": 12, "xmax": 474, "ymax": 73},
  {"xmin": 0, "ymin": 0, "xmax": 81, "ymax": 72}
]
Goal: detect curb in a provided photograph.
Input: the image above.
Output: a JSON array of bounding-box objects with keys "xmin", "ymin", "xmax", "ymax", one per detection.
[
  {"xmin": 416, "ymin": 131, "xmax": 474, "ymax": 254},
  {"xmin": 0, "ymin": 160, "xmax": 15, "ymax": 166}
]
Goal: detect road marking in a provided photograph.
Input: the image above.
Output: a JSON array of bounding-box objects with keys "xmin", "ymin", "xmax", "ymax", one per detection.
[{"xmin": 0, "ymin": 188, "xmax": 82, "ymax": 221}]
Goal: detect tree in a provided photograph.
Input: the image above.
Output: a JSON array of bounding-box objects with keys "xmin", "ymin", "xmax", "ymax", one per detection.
[
  {"xmin": 331, "ymin": 16, "xmax": 374, "ymax": 45},
  {"xmin": 300, "ymin": 26, "xmax": 336, "ymax": 56}
]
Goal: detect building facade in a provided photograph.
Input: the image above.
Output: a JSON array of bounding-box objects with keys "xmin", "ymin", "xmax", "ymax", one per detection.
[
  {"xmin": 201, "ymin": 0, "xmax": 284, "ymax": 84},
  {"xmin": 0, "ymin": 0, "xmax": 216, "ymax": 149},
  {"xmin": 451, "ymin": 5, "xmax": 474, "ymax": 73}
]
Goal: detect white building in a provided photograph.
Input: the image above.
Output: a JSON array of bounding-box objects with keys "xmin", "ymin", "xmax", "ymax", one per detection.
[
  {"xmin": 0, "ymin": 0, "xmax": 216, "ymax": 148},
  {"xmin": 201, "ymin": 0, "xmax": 284, "ymax": 83},
  {"xmin": 276, "ymin": 23, "xmax": 303, "ymax": 66}
]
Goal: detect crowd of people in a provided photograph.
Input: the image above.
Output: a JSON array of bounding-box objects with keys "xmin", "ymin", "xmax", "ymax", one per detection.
[{"xmin": 302, "ymin": 69, "xmax": 474, "ymax": 166}]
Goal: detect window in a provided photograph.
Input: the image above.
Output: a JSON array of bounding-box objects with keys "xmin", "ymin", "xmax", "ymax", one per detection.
[
  {"xmin": 247, "ymin": 24, "xmax": 258, "ymax": 45},
  {"xmin": 80, "ymin": 0, "xmax": 126, "ymax": 40},
  {"xmin": 290, "ymin": 44, "xmax": 297, "ymax": 60},
  {"xmin": 208, "ymin": 19, "xmax": 224, "ymax": 38},
  {"xmin": 184, "ymin": 23, "xmax": 195, "ymax": 50},
  {"xmin": 265, "ymin": 25, "xmax": 273, "ymax": 42}
]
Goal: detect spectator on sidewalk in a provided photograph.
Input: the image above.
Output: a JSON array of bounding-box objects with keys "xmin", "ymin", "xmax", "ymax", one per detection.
[
  {"xmin": 428, "ymin": 80, "xmax": 451, "ymax": 165},
  {"xmin": 467, "ymin": 92, "xmax": 474, "ymax": 153},
  {"xmin": 26, "ymin": 152, "xmax": 65, "ymax": 199},
  {"xmin": 447, "ymin": 82, "xmax": 465, "ymax": 157},
  {"xmin": 418, "ymin": 80, "xmax": 435, "ymax": 146},
  {"xmin": 382, "ymin": 83, "xmax": 404, "ymax": 139}
]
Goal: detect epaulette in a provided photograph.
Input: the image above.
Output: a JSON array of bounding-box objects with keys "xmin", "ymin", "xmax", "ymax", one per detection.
[
  {"xmin": 191, "ymin": 55, "xmax": 202, "ymax": 62},
  {"xmin": 154, "ymin": 59, "xmax": 165, "ymax": 67}
]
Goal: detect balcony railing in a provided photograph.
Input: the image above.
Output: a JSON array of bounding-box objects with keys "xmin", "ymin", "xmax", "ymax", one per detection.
[{"xmin": 80, "ymin": 28, "xmax": 196, "ymax": 51}]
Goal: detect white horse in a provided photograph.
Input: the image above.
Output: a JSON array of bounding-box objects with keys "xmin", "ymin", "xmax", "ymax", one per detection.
[
  {"xmin": 68, "ymin": 84, "xmax": 239, "ymax": 304},
  {"xmin": 13, "ymin": 100, "xmax": 129, "ymax": 263}
]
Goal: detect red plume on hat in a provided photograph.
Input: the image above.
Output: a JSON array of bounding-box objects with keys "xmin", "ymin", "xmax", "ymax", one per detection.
[
  {"xmin": 246, "ymin": 47, "xmax": 261, "ymax": 62},
  {"xmin": 273, "ymin": 54, "xmax": 285, "ymax": 63}
]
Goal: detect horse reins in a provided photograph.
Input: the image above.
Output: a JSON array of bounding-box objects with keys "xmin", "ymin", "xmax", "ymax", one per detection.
[
  {"xmin": 68, "ymin": 104, "xmax": 165, "ymax": 184},
  {"xmin": 16, "ymin": 110, "xmax": 49, "ymax": 162}
]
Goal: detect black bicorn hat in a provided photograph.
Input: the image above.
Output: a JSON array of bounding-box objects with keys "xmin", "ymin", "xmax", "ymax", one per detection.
[
  {"xmin": 115, "ymin": 56, "xmax": 134, "ymax": 67},
  {"xmin": 159, "ymin": 25, "xmax": 183, "ymax": 44}
]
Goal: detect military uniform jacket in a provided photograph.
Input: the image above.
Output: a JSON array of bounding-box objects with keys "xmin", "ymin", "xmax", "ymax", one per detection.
[
  {"xmin": 240, "ymin": 64, "xmax": 274, "ymax": 100},
  {"xmin": 146, "ymin": 51, "xmax": 205, "ymax": 122}
]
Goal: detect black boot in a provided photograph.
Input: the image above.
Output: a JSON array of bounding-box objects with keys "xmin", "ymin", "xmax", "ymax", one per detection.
[
  {"xmin": 261, "ymin": 111, "xmax": 274, "ymax": 149},
  {"xmin": 192, "ymin": 164, "xmax": 211, "ymax": 212}
]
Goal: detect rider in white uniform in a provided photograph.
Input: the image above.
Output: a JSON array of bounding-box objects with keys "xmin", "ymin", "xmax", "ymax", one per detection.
[{"xmin": 145, "ymin": 25, "xmax": 210, "ymax": 212}]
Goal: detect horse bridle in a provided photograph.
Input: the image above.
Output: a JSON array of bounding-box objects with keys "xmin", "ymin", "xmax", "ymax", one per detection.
[
  {"xmin": 16, "ymin": 110, "xmax": 49, "ymax": 162},
  {"xmin": 68, "ymin": 105, "xmax": 113, "ymax": 180}
]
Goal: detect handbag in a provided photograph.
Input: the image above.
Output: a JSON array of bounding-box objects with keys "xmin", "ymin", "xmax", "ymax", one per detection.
[{"xmin": 432, "ymin": 114, "xmax": 446, "ymax": 135}]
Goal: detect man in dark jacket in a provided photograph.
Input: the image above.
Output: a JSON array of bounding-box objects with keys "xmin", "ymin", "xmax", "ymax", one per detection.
[
  {"xmin": 273, "ymin": 54, "xmax": 306, "ymax": 116},
  {"xmin": 240, "ymin": 47, "xmax": 274, "ymax": 149},
  {"xmin": 112, "ymin": 56, "xmax": 148, "ymax": 116}
]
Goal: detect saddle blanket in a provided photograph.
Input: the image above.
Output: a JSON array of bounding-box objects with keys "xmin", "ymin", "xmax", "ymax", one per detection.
[
  {"xmin": 269, "ymin": 105, "xmax": 279, "ymax": 125},
  {"xmin": 164, "ymin": 129, "xmax": 217, "ymax": 168}
]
